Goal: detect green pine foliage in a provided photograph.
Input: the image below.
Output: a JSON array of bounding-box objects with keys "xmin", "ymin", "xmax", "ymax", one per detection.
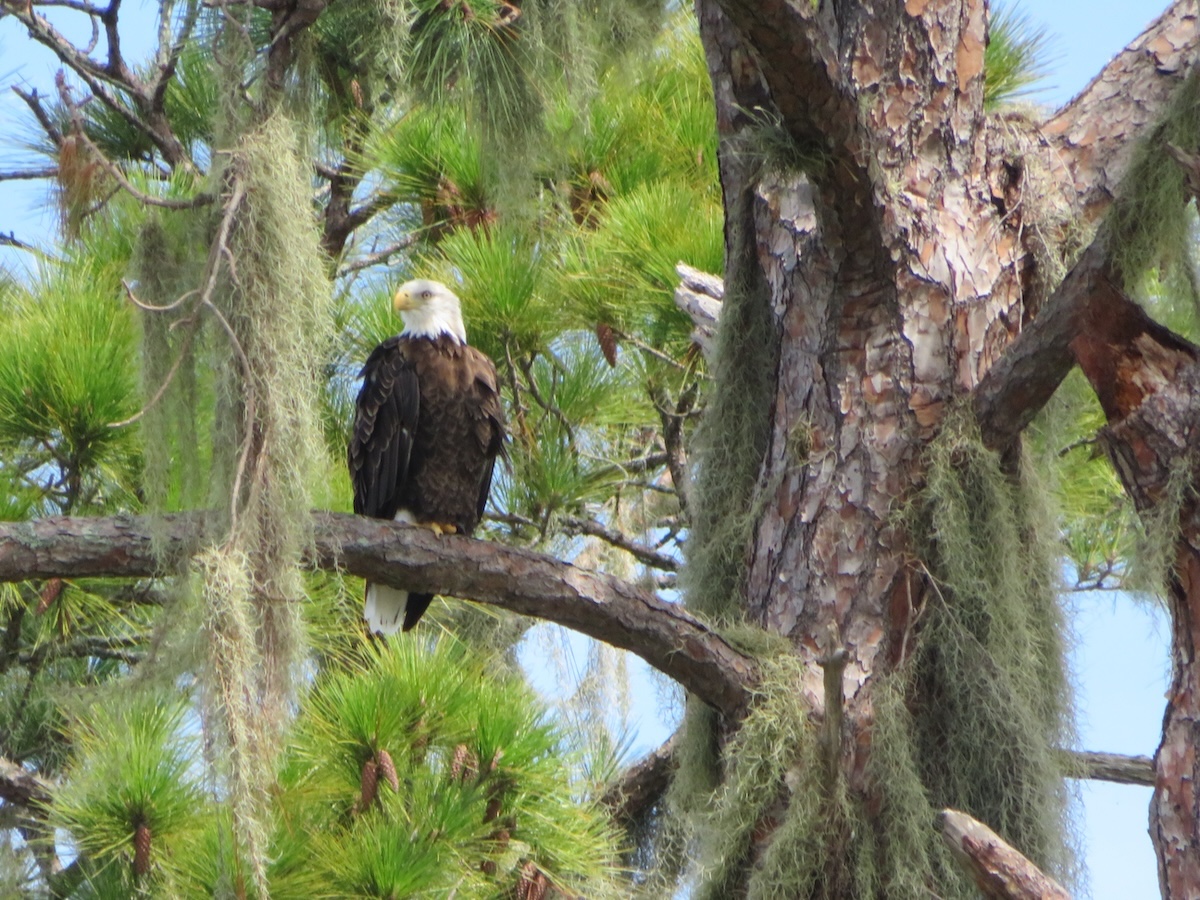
[
  {"xmin": 984, "ymin": 4, "xmax": 1054, "ymax": 111},
  {"xmin": 50, "ymin": 696, "xmax": 203, "ymax": 885},
  {"xmin": 0, "ymin": 261, "xmax": 140, "ymax": 514},
  {"xmin": 42, "ymin": 638, "xmax": 623, "ymax": 898}
]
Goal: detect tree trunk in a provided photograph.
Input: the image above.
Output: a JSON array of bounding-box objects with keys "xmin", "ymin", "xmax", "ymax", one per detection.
[{"xmin": 692, "ymin": 0, "xmax": 1200, "ymax": 895}]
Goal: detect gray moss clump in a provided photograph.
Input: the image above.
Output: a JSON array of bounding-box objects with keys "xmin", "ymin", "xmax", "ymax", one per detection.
[
  {"xmin": 901, "ymin": 408, "xmax": 1076, "ymax": 882},
  {"xmin": 667, "ymin": 191, "xmax": 779, "ymax": 882},
  {"xmin": 131, "ymin": 100, "xmax": 334, "ymax": 894},
  {"xmin": 679, "ymin": 253, "xmax": 778, "ymax": 624}
]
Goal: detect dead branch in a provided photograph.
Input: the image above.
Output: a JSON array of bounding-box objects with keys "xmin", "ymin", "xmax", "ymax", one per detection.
[
  {"xmin": 560, "ymin": 515, "xmax": 679, "ymax": 572},
  {"xmin": 939, "ymin": 808, "xmax": 1071, "ymax": 900},
  {"xmin": 336, "ymin": 236, "xmax": 419, "ymax": 277},
  {"xmin": 1063, "ymin": 749, "xmax": 1154, "ymax": 787},
  {"xmin": 0, "ymin": 756, "xmax": 52, "ymax": 809}
]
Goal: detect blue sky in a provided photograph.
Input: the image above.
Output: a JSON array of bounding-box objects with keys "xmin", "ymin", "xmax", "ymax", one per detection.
[{"xmin": 0, "ymin": 2, "xmax": 1179, "ymax": 898}]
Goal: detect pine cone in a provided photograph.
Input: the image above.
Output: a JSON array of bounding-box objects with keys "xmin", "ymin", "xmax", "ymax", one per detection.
[
  {"xmin": 517, "ymin": 862, "xmax": 548, "ymax": 900},
  {"xmin": 595, "ymin": 323, "xmax": 618, "ymax": 367},
  {"xmin": 484, "ymin": 796, "xmax": 503, "ymax": 822},
  {"xmin": 451, "ymin": 744, "xmax": 469, "ymax": 782},
  {"xmin": 359, "ymin": 757, "xmax": 379, "ymax": 810},
  {"xmin": 37, "ymin": 578, "xmax": 64, "ymax": 614},
  {"xmin": 376, "ymin": 749, "xmax": 400, "ymax": 792},
  {"xmin": 133, "ymin": 823, "xmax": 152, "ymax": 876}
]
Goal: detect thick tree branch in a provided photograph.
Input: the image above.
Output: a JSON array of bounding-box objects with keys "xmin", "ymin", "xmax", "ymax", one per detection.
[
  {"xmin": 972, "ymin": 233, "xmax": 1115, "ymax": 451},
  {"xmin": 0, "ymin": 513, "xmax": 757, "ymax": 717},
  {"xmin": 1045, "ymin": 0, "xmax": 1199, "ymax": 222},
  {"xmin": 974, "ymin": 2, "xmax": 1200, "ymax": 450},
  {"xmin": 939, "ymin": 808, "xmax": 1071, "ymax": 900}
]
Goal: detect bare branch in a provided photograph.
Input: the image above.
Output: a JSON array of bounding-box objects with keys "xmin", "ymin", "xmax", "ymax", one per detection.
[
  {"xmin": 0, "ymin": 512, "xmax": 759, "ymax": 717},
  {"xmin": 5, "ymin": 3, "xmax": 192, "ymax": 168},
  {"xmin": 1045, "ymin": 0, "xmax": 1200, "ymax": 223},
  {"xmin": 939, "ymin": 808, "xmax": 1070, "ymax": 900},
  {"xmin": 20, "ymin": 634, "xmax": 145, "ymax": 666},
  {"xmin": 0, "ymin": 232, "xmax": 57, "ymax": 261},
  {"xmin": 560, "ymin": 515, "xmax": 679, "ymax": 572},
  {"xmin": 336, "ymin": 236, "xmax": 418, "ymax": 277},
  {"xmin": 972, "ymin": 233, "xmax": 1113, "ymax": 451},
  {"xmin": 0, "ymin": 167, "xmax": 59, "ymax": 181},
  {"xmin": 55, "ymin": 80, "xmax": 210, "ymax": 210},
  {"xmin": 11, "ymin": 86, "xmax": 63, "ymax": 148},
  {"xmin": 1063, "ymin": 749, "xmax": 1154, "ymax": 787}
]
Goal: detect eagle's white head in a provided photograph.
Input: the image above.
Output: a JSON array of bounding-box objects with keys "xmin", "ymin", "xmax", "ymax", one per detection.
[{"xmin": 393, "ymin": 279, "xmax": 467, "ymax": 344}]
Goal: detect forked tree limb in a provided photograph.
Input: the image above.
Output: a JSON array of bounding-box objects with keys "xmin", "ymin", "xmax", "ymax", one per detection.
[
  {"xmin": 971, "ymin": 234, "xmax": 1116, "ymax": 451},
  {"xmin": 939, "ymin": 809, "xmax": 1071, "ymax": 900},
  {"xmin": 0, "ymin": 512, "xmax": 757, "ymax": 718}
]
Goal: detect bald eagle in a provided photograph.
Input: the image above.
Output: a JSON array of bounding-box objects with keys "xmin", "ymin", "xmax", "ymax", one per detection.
[{"xmin": 348, "ymin": 279, "xmax": 506, "ymax": 633}]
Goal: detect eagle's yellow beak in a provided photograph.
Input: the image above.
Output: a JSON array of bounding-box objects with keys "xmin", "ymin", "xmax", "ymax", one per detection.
[{"xmin": 393, "ymin": 288, "xmax": 416, "ymax": 313}]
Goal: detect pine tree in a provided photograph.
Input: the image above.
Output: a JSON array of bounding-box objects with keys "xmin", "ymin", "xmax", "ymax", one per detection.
[{"xmin": 0, "ymin": 1, "xmax": 1198, "ymax": 898}]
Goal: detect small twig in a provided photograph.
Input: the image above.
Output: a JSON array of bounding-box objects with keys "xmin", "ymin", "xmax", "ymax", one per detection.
[
  {"xmin": 561, "ymin": 515, "xmax": 680, "ymax": 572},
  {"xmin": 120, "ymin": 279, "xmax": 198, "ymax": 313},
  {"xmin": 612, "ymin": 328, "xmax": 693, "ymax": 372},
  {"xmin": 336, "ymin": 236, "xmax": 418, "ymax": 276},
  {"xmin": 11, "ymin": 86, "xmax": 63, "ymax": 148},
  {"xmin": 0, "ymin": 232, "xmax": 57, "ymax": 262},
  {"xmin": 54, "ymin": 78, "xmax": 210, "ymax": 210},
  {"xmin": 200, "ymin": 294, "xmax": 256, "ymax": 529},
  {"xmin": 519, "ymin": 356, "xmax": 576, "ymax": 444},
  {"xmin": 1057, "ymin": 435, "xmax": 1098, "ymax": 458},
  {"xmin": 582, "ymin": 451, "xmax": 671, "ymax": 483}
]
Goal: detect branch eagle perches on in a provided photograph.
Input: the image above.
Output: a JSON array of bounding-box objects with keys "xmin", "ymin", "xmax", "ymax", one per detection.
[{"xmin": 0, "ymin": 512, "xmax": 758, "ymax": 718}]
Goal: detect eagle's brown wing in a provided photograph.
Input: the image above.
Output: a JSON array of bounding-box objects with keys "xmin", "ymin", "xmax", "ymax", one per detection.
[
  {"xmin": 348, "ymin": 336, "xmax": 420, "ymax": 521},
  {"xmin": 465, "ymin": 346, "xmax": 507, "ymax": 526}
]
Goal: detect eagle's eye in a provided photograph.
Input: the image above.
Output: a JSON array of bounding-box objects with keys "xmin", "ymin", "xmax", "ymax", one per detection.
[{"xmin": 421, "ymin": 290, "xmax": 432, "ymax": 299}]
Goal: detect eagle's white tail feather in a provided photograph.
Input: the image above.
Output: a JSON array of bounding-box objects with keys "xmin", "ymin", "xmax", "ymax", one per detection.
[{"xmin": 364, "ymin": 583, "xmax": 409, "ymax": 635}]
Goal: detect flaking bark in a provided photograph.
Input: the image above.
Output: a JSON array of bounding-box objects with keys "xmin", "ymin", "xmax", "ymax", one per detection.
[{"xmin": 939, "ymin": 809, "xmax": 1071, "ymax": 900}]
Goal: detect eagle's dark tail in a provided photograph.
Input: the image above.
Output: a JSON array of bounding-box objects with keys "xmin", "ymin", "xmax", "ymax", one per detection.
[{"xmin": 403, "ymin": 593, "xmax": 434, "ymax": 631}]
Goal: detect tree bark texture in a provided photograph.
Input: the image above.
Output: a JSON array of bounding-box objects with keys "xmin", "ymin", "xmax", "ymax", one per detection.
[
  {"xmin": 938, "ymin": 809, "xmax": 1071, "ymax": 900},
  {"xmin": 0, "ymin": 512, "xmax": 756, "ymax": 718},
  {"xmin": 695, "ymin": 0, "xmax": 1200, "ymax": 893}
]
